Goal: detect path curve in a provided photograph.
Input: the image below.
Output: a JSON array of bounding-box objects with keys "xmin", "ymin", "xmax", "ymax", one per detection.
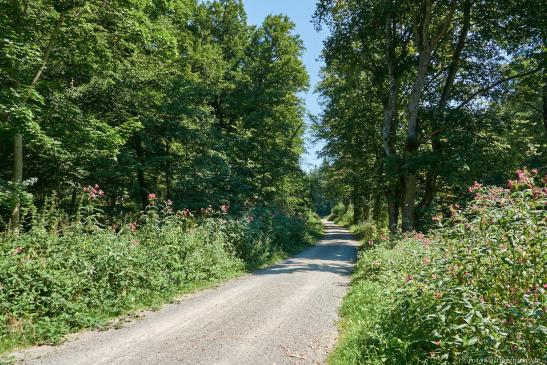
[{"xmin": 14, "ymin": 222, "xmax": 358, "ymax": 365}]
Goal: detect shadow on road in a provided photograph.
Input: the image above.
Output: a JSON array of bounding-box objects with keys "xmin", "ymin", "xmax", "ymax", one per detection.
[{"xmin": 254, "ymin": 223, "xmax": 358, "ymax": 277}]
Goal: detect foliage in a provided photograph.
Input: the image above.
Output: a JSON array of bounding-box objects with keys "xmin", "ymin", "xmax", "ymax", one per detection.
[
  {"xmin": 330, "ymin": 169, "xmax": 546, "ymax": 364},
  {"xmin": 0, "ymin": 0, "xmax": 310, "ymax": 227},
  {"xmin": 313, "ymin": 0, "xmax": 545, "ymax": 232},
  {"xmin": 0, "ymin": 200, "xmax": 321, "ymax": 354}
]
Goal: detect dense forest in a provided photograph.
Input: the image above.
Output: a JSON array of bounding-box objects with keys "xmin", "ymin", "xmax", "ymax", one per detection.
[
  {"xmin": 312, "ymin": 0, "xmax": 545, "ymax": 232},
  {"xmin": 1, "ymin": 0, "xmax": 312, "ymax": 231}
]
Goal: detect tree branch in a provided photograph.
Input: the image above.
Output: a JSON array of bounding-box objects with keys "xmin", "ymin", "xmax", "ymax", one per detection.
[
  {"xmin": 431, "ymin": 0, "xmax": 458, "ymax": 49},
  {"xmin": 456, "ymin": 67, "xmax": 542, "ymax": 110}
]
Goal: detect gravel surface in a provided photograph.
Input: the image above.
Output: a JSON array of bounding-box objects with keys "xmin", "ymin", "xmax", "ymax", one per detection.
[{"xmin": 13, "ymin": 222, "xmax": 358, "ymax": 365}]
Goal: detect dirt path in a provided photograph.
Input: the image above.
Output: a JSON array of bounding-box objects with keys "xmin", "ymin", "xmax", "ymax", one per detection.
[{"xmin": 13, "ymin": 222, "xmax": 358, "ymax": 365}]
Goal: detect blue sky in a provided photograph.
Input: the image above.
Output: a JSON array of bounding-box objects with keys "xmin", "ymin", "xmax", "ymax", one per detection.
[{"xmin": 242, "ymin": 0, "xmax": 328, "ymax": 171}]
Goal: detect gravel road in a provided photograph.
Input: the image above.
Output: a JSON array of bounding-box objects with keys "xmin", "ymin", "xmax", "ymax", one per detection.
[{"xmin": 13, "ymin": 222, "xmax": 358, "ymax": 365}]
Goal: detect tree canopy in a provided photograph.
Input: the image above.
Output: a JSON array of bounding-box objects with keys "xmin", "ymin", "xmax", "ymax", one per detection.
[
  {"xmin": 313, "ymin": 0, "xmax": 546, "ymax": 231},
  {"xmin": 0, "ymin": 0, "xmax": 311, "ymax": 228}
]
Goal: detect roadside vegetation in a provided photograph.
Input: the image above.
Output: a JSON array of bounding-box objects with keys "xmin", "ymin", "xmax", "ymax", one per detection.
[
  {"xmin": 0, "ymin": 195, "xmax": 322, "ymax": 354},
  {"xmin": 329, "ymin": 170, "xmax": 546, "ymax": 364},
  {"xmin": 312, "ymin": 1, "xmax": 545, "ymax": 363},
  {"xmin": 0, "ymin": 0, "xmax": 323, "ymax": 356}
]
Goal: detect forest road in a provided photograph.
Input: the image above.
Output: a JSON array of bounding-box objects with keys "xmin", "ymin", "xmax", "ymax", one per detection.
[{"xmin": 13, "ymin": 221, "xmax": 358, "ymax": 365}]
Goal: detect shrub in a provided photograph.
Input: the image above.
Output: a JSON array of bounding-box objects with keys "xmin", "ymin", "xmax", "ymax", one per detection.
[
  {"xmin": 0, "ymin": 202, "xmax": 321, "ymax": 353},
  {"xmin": 329, "ymin": 202, "xmax": 347, "ymax": 221},
  {"xmin": 331, "ymin": 169, "xmax": 546, "ymax": 364}
]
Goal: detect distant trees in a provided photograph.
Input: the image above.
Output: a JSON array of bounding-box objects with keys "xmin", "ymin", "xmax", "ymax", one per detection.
[
  {"xmin": 0, "ymin": 0, "xmax": 310, "ymax": 230},
  {"xmin": 314, "ymin": 0, "xmax": 546, "ymax": 231}
]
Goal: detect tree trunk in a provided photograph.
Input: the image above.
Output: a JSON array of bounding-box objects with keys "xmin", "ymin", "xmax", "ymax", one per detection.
[
  {"xmin": 386, "ymin": 186, "xmax": 399, "ymax": 233},
  {"xmin": 543, "ymin": 67, "xmax": 547, "ymax": 134},
  {"xmin": 382, "ymin": 9, "xmax": 401, "ymax": 232},
  {"xmin": 403, "ymin": 53, "xmax": 430, "ymax": 231},
  {"xmin": 134, "ymin": 138, "xmax": 148, "ymax": 210},
  {"xmin": 9, "ymin": 134, "xmax": 23, "ymax": 233},
  {"xmin": 402, "ymin": 0, "xmax": 457, "ymax": 231},
  {"xmin": 70, "ymin": 186, "xmax": 78, "ymax": 215},
  {"xmin": 165, "ymin": 141, "xmax": 172, "ymax": 200},
  {"xmin": 417, "ymin": 0, "xmax": 471, "ymax": 221},
  {"xmin": 9, "ymin": 11, "xmax": 66, "ymax": 233}
]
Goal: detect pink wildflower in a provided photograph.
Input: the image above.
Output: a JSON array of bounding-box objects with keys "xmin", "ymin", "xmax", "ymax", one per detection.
[
  {"xmin": 130, "ymin": 222, "xmax": 137, "ymax": 231},
  {"xmin": 220, "ymin": 204, "xmax": 230, "ymax": 214},
  {"xmin": 405, "ymin": 275, "xmax": 414, "ymax": 284},
  {"xmin": 468, "ymin": 181, "xmax": 482, "ymax": 193},
  {"xmin": 13, "ymin": 247, "xmax": 23, "ymax": 255},
  {"xmin": 147, "ymin": 193, "xmax": 156, "ymax": 200}
]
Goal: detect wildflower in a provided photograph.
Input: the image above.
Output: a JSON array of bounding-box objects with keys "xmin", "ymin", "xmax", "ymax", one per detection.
[
  {"xmin": 405, "ymin": 275, "xmax": 414, "ymax": 284},
  {"xmin": 531, "ymin": 169, "xmax": 538, "ymax": 175},
  {"xmin": 432, "ymin": 215, "xmax": 442, "ymax": 222},
  {"xmin": 220, "ymin": 204, "xmax": 230, "ymax": 214},
  {"xmin": 147, "ymin": 193, "xmax": 156, "ymax": 200},
  {"xmin": 434, "ymin": 291, "xmax": 443, "ymax": 299},
  {"xmin": 544, "ymin": 284, "xmax": 547, "ymax": 289},
  {"xmin": 507, "ymin": 180, "xmax": 514, "ymax": 189},
  {"xmin": 423, "ymin": 256, "xmax": 431, "ymax": 265},
  {"xmin": 166, "ymin": 199, "xmax": 173, "ymax": 206},
  {"xmin": 468, "ymin": 181, "xmax": 482, "ymax": 193},
  {"xmin": 130, "ymin": 222, "xmax": 137, "ymax": 231},
  {"xmin": 433, "ymin": 340, "xmax": 441, "ymax": 347},
  {"xmin": 13, "ymin": 247, "xmax": 23, "ymax": 255}
]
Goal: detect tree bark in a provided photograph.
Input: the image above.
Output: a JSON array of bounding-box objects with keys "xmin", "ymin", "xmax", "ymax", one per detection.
[
  {"xmin": 382, "ymin": 8, "xmax": 401, "ymax": 232},
  {"xmin": 386, "ymin": 186, "xmax": 399, "ymax": 233},
  {"xmin": 9, "ymin": 11, "xmax": 66, "ymax": 233},
  {"xmin": 418, "ymin": 0, "xmax": 471, "ymax": 218},
  {"xmin": 402, "ymin": 0, "xmax": 456, "ymax": 231},
  {"xmin": 9, "ymin": 134, "xmax": 23, "ymax": 233},
  {"xmin": 402, "ymin": 0, "xmax": 432, "ymax": 231},
  {"xmin": 134, "ymin": 137, "xmax": 148, "ymax": 210}
]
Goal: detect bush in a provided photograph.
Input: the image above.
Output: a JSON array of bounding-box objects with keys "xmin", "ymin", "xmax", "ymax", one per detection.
[
  {"xmin": 329, "ymin": 202, "xmax": 354, "ymax": 226},
  {"xmin": 0, "ymin": 201, "xmax": 321, "ymax": 354},
  {"xmin": 328, "ymin": 202, "xmax": 346, "ymax": 221},
  {"xmin": 331, "ymin": 169, "xmax": 546, "ymax": 364}
]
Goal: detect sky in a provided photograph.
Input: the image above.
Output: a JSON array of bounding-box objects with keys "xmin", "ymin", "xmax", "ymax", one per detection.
[{"xmin": 242, "ymin": 0, "xmax": 328, "ymax": 171}]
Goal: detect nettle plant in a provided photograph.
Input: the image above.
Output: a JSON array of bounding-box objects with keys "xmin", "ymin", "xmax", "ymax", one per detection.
[{"xmin": 387, "ymin": 169, "xmax": 546, "ymax": 363}]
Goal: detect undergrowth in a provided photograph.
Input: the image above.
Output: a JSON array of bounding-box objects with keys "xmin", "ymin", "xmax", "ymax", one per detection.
[
  {"xmin": 0, "ymin": 198, "xmax": 322, "ymax": 355},
  {"xmin": 330, "ymin": 169, "xmax": 546, "ymax": 364}
]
